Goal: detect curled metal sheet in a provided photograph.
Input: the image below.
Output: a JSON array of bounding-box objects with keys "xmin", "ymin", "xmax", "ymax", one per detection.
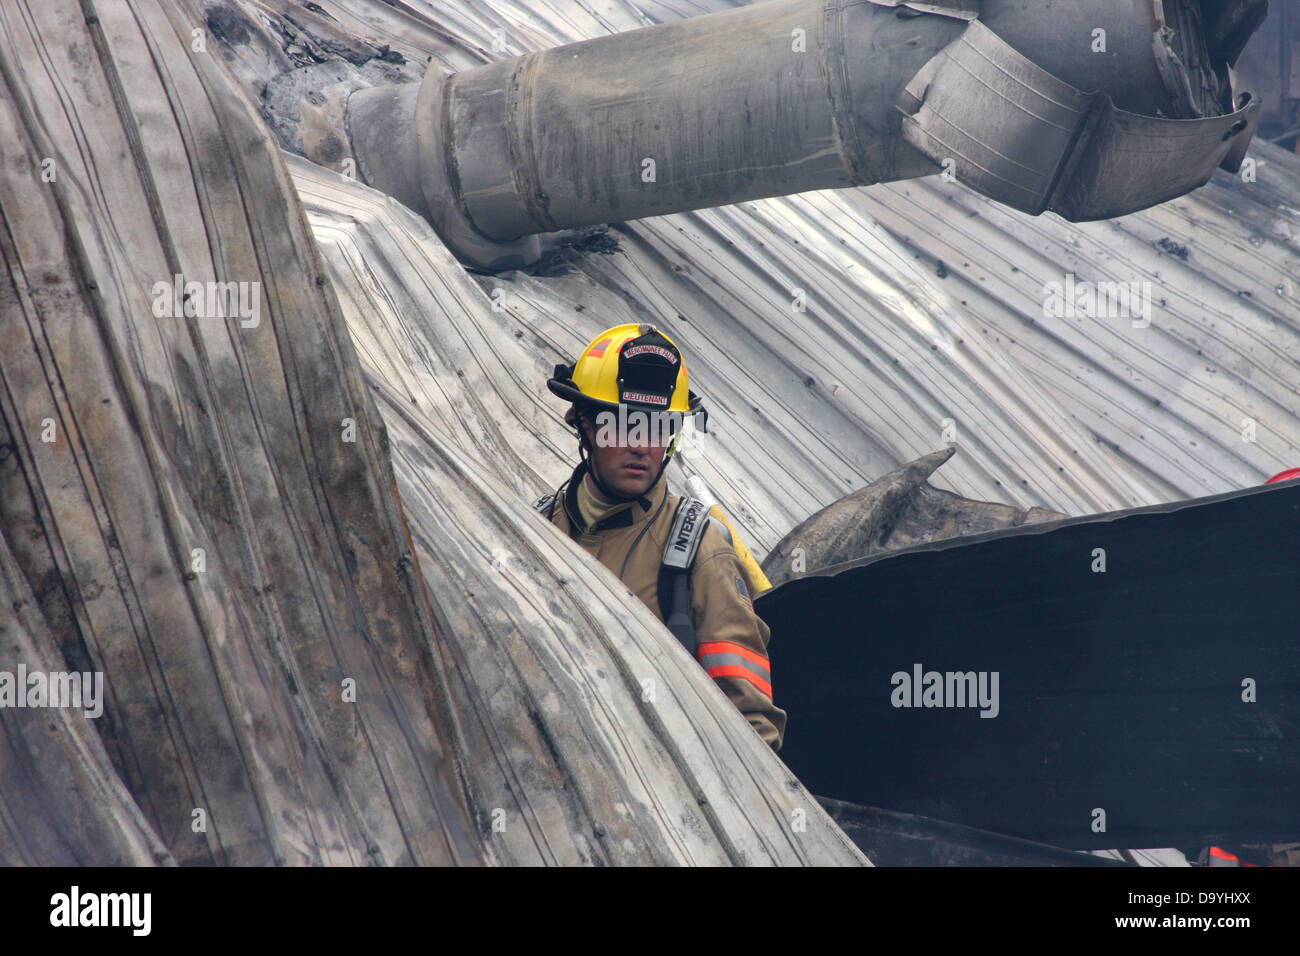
[
  {"xmin": 898, "ymin": 19, "xmax": 1262, "ymax": 221},
  {"xmin": 0, "ymin": 0, "xmax": 867, "ymax": 866},
  {"xmin": 760, "ymin": 448, "xmax": 1067, "ymax": 588}
]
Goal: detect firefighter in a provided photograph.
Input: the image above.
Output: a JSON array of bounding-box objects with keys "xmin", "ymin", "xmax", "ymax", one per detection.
[{"xmin": 534, "ymin": 323, "xmax": 786, "ymax": 750}]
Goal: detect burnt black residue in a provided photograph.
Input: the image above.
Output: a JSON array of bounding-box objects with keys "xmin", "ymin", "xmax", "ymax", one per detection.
[
  {"xmin": 317, "ymin": 132, "xmax": 344, "ymax": 164},
  {"xmin": 206, "ymin": 6, "xmax": 252, "ymax": 46},
  {"xmin": 272, "ymin": 12, "xmax": 407, "ymax": 69},
  {"xmin": 1155, "ymin": 237, "xmax": 1190, "ymax": 260},
  {"xmin": 524, "ymin": 226, "xmax": 622, "ymax": 277},
  {"xmin": 317, "ymin": 38, "xmax": 402, "ymax": 67}
]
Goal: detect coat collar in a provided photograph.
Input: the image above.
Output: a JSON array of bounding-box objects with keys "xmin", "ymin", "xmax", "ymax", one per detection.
[{"xmin": 562, "ymin": 460, "xmax": 668, "ymax": 535}]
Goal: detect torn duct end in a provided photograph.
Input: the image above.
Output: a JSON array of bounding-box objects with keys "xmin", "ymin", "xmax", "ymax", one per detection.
[{"xmin": 897, "ymin": 16, "xmax": 1264, "ymax": 223}]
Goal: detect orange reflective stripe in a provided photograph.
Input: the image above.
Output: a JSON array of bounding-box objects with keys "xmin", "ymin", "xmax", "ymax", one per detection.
[
  {"xmin": 1209, "ymin": 846, "xmax": 1239, "ymax": 862},
  {"xmin": 704, "ymin": 664, "xmax": 773, "ymax": 699},
  {"xmin": 696, "ymin": 641, "xmax": 770, "ymax": 673}
]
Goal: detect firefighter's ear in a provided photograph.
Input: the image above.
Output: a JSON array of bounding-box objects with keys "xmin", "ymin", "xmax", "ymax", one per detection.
[{"xmin": 567, "ymin": 402, "xmax": 599, "ymax": 444}]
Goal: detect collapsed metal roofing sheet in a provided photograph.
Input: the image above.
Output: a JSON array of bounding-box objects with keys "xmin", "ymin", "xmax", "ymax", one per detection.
[
  {"xmin": 0, "ymin": 0, "xmax": 866, "ymax": 865},
  {"xmin": 294, "ymin": 157, "xmax": 864, "ymax": 864}
]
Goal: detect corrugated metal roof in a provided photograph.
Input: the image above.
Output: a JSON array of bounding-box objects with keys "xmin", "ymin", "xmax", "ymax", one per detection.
[
  {"xmin": 295, "ymin": 158, "xmax": 869, "ymax": 864},
  {"xmin": 260, "ymin": 0, "xmax": 1300, "ymax": 562},
  {"xmin": 0, "ymin": 0, "xmax": 867, "ymax": 866}
]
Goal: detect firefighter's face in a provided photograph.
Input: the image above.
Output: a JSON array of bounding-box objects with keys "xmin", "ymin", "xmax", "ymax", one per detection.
[{"xmin": 581, "ymin": 408, "xmax": 668, "ymax": 498}]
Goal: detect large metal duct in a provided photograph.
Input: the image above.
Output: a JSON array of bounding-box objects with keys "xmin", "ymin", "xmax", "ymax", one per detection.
[{"xmin": 346, "ymin": 0, "xmax": 1267, "ymax": 269}]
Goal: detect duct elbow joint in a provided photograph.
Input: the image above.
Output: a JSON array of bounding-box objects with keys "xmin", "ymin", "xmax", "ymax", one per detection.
[
  {"xmin": 897, "ymin": 3, "xmax": 1264, "ymax": 221},
  {"xmin": 345, "ymin": 72, "xmax": 545, "ymax": 271}
]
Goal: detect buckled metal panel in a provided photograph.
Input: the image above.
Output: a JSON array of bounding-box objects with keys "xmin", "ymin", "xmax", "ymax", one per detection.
[{"xmin": 898, "ymin": 19, "xmax": 1263, "ymax": 221}]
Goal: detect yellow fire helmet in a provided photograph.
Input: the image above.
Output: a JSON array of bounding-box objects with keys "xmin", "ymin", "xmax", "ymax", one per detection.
[{"xmin": 548, "ymin": 324, "xmax": 704, "ymax": 418}]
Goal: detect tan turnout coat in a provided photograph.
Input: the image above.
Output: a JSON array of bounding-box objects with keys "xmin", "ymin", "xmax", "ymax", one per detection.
[{"xmin": 540, "ymin": 463, "xmax": 787, "ymax": 750}]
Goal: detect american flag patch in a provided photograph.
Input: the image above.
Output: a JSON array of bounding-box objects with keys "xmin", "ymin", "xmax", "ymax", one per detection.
[{"xmin": 736, "ymin": 576, "xmax": 752, "ymax": 610}]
